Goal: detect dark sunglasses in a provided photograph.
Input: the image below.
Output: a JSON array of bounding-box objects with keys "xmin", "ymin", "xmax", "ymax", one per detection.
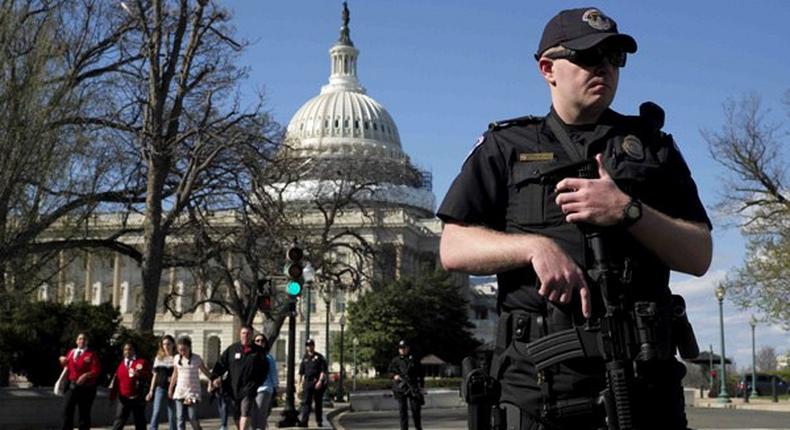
[
  {"xmin": 254, "ymin": 338, "xmax": 265, "ymax": 343},
  {"xmin": 545, "ymin": 47, "xmax": 627, "ymax": 68}
]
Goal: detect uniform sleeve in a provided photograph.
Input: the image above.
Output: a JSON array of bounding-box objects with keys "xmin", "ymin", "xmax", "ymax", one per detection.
[
  {"xmin": 655, "ymin": 136, "xmax": 712, "ymax": 229},
  {"xmin": 436, "ymin": 132, "xmax": 509, "ymax": 230},
  {"xmin": 321, "ymin": 355, "xmax": 328, "ymax": 374},
  {"xmin": 388, "ymin": 358, "xmax": 398, "ymax": 377}
]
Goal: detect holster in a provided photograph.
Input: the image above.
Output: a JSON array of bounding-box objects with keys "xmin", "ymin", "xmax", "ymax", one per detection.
[{"xmin": 462, "ymin": 355, "xmax": 499, "ymax": 430}]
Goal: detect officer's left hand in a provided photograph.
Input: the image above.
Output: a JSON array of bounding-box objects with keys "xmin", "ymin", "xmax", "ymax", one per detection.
[{"xmin": 555, "ymin": 154, "xmax": 630, "ymax": 226}]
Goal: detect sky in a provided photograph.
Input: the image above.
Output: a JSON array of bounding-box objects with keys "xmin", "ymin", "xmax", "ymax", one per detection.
[{"xmin": 222, "ymin": 0, "xmax": 789, "ymax": 370}]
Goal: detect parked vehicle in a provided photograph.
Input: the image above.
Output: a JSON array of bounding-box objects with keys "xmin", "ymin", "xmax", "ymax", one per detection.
[{"xmin": 736, "ymin": 373, "xmax": 789, "ymax": 396}]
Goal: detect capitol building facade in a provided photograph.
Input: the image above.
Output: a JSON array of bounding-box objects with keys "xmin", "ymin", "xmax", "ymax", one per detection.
[{"xmin": 31, "ymin": 5, "xmax": 496, "ymax": 372}]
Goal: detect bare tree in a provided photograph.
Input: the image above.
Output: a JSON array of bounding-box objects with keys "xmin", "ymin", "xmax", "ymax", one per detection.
[
  {"xmin": 66, "ymin": 0, "xmax": 277, "ymax": 332},
  {"xmin": 0, "ymin": 1, "xmax": 146, "ymax": 302},
  {"xmin": 704, "ymin": 92, "xmax": 790, "ymax": 327},
  {"xmin": 756, "ymin": 346, "xmax": 778, "ymax": 372},
  {"xmin": 159, "ymin": 151, "xmax": 419, "ymax": 345}
]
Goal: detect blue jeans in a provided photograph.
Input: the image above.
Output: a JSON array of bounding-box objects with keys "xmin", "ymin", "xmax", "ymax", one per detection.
[
  {"xmin": 150, "ymin": 387, "xmax": 176, "ymax": 430},
  {"xmin": 217, "ymin": 394, "xmax": 232, "ymax": 429},
  {"xmin": 175, "ymin": 401, "xmax": 201, "ymax": 430}
]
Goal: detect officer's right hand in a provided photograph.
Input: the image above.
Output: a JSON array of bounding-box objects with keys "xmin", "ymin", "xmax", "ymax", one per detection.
[
  {"xmin": 393, "ymin": 375, "xmax": 401, "ymax": 382},
  {"xmin": 530, "ymin": 236, "xmax": 591, "ymax": 318}
]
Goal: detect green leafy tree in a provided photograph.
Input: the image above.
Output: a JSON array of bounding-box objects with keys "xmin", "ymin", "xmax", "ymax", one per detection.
[
  {"xmin": 704, "ymin": 92, "xmax": 790, "ymax": 327},
  {"xmin": 344, "ymin": 270, "xmax": 479, "ymax": 374},
  {"xmin": 0, "ymin": 301, "xmax": 121, "ymax": 386}
]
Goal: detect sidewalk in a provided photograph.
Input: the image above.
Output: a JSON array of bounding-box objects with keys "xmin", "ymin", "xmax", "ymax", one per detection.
[
  {"xmin": 694, "ymin": 396, "xmax": 790, "ymax": 413},
  {"xmin": 93, "ymin": 404, "xmax": 350, "ymax": 430}
]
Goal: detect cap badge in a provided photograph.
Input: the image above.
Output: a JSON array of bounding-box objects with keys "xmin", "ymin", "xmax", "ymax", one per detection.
[
  {"xmin": 582, "ymin": 9, "xmax": 612, "ymax": 31},
  {"xmin": 622, "ymin": 135, "xmax": 644, "ymax": 160}
]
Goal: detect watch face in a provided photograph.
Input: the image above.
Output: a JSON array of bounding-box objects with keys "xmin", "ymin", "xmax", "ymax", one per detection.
[{"xmin": 627, "ymin": 204, "xmax": 641, "ymax": 219}]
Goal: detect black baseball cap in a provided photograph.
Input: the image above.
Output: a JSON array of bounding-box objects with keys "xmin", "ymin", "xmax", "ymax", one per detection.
[
  {"xmin": 398, "ymin": 340, "xmax": 409, "ymax": 348},
  {"xmin": 305, "ymin": 339, "xmax": 315, "ymax": 346},
  {"xmin": 536, "ymin": 7, "xmax": 637, "ymax": 59}
]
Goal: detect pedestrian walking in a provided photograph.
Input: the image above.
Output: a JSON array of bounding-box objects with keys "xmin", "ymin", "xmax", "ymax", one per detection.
[
  {"xmin": 210, "ymin": 325, "xmax": 268, "ymax": 430},
  {"xmin": 169, "ymin": 336, "xmax": 212, "ymax": 430},
  {"xmin": 146, "ymin": 334, "xmax": 177, "ymax": 430},
  {"xmin": 110, "ymin": 342, "xmax": 151, "ymax": 430},
  {"xmin": 60, "ymin": 332, "xmax": 101, "ymax": 430},
  {"xmin": 253, "ymin": 333, "xmax": 278, "ymax": 430}
]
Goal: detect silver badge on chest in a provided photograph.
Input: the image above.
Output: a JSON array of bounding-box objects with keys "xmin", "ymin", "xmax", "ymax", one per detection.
[{"xmin": 622, "ymin": 135, "xmax": 644, "ymax": 161}]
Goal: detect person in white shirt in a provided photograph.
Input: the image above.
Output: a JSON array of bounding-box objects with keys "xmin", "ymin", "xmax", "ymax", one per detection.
[{"xmin": 168, "ymin": 337, "xmax": 211, "ymax": 430}]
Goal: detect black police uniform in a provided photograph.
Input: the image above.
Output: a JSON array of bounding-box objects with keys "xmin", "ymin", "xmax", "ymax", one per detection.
[
  {"xmin": 389, "ymin": 353, "xmax": 425, "ymax": 430},
  {"xmin": 299, "ymin": 351, "xmax": 328, "ymax": 426},
  {"xmin": 438, "ymin": 107, "xmax": 711, "ymax": 430}
]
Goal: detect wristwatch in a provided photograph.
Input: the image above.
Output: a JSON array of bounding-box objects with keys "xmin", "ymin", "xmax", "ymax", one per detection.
[{"xmin": 621, "ymin": 198, "xmax": 642, "ymax": 228}]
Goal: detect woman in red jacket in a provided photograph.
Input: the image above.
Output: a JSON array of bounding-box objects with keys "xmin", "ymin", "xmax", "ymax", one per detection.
[{"xmin": 59, "ymin": 332, "xmax": 101, "ymax": 430}]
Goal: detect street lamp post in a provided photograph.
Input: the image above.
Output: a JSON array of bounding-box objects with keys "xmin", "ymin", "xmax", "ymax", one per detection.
[
  {"xmin": 335, "ymin": 313, "xmax": 346, "ymax": 402},
  {"xmin": 750, "ymin": 316, "xmax": 758, "ymax": 398},
  {"xmin": 708, "ymin": 344, "xmax": 714, "ymax": 397},
  {"xmin": 302, "ymin": 262, "xmax": 315, "ymax": 358},
  {"xmin": 352, "ymin": 337, "xmax": 359, "ymax": 392},
  {"xmin": 322, "ymin": 287, "xmax": 334, "ymax": 407},
  {"xmin": 715, "ymin": 285, "xmax": 730, "ymax": 402}
]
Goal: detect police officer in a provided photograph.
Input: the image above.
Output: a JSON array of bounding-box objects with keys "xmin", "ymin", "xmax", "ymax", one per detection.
[
  {"xmin": 388, "ymin": 340, "xmax": 425, "ymax": 430},
  {"xmin": 438, "ymin": 7, "xmax": 712, "ymax": 430},
  {"xmin": 298, "ymin": 339, "xmax": 328, "ymax": 427}
]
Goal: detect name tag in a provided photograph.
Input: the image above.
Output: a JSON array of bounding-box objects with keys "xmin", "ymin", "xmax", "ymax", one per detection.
[
  {"xmin": 234, "ymin": 353, "xmax": 241, "ymax": 360},
  {"xmin": 519, "ymin": 152, "xmax": 554, "ymax": 162}
]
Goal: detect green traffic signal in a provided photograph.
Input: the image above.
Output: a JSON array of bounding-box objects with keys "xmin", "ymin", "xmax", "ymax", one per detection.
[{"xmin": 286, "ymin": 280, "xmax": 302, "ymax": 296}]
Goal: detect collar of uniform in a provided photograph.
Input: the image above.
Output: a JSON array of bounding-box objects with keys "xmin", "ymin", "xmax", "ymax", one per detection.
[{"xmin": 543, "ymin": 107, "xmax": 619, "ymax": 150}]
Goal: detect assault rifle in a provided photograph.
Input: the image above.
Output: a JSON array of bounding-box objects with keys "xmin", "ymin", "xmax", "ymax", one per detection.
[
  {"xmin": 523, "ymin": 158, "xmax": 698, "ymax": 430},
  {"xmin": 395, "ymin": 377, "xmax": 425, "ymax": 405}
]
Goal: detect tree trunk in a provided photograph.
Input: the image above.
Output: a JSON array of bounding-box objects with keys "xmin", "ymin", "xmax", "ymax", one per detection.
[{"xmin": 134, "ymin": 159, "xmax": 169, "ymax": 332}]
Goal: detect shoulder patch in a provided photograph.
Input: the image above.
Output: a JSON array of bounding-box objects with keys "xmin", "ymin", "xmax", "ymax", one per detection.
[
  {"xmin": 488, "ymin": 115, "xmax": 541, "ymax": 131},
  {"xmin": 463, "ymin": 134, "xmax": 488, "ymax": 164}
]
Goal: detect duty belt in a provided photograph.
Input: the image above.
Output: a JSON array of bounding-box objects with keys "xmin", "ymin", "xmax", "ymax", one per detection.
[{"xmin": 495, "ymin": 310, "xmax": 547, "ymax": 354}]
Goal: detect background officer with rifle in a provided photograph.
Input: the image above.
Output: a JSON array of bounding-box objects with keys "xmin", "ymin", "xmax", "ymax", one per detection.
[
  {"xmin": 389, "ymin": 340, "xmax": 425, "ymax": 430},
  {"xmin": 439, "ymin": 6, "xmax": 712, "ymax": 430}
]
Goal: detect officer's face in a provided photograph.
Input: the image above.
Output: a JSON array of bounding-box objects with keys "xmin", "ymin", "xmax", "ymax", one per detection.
[
  {"xmin": 399, "ymin": 346, "xmax": 409, "ymax": 356},
  {"xmin": 540, "ymin": 47, "xmax": 619, "ymax": 119}
]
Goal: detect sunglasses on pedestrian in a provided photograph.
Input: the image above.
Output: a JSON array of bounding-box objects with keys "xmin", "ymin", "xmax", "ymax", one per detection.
[
  {"xmin": 254, "ymin": 337, "xmax": 265, "ymax": 344},
  {"xmin": 545, "ymin": 46, "xmax": 627, "ymax": 68}
]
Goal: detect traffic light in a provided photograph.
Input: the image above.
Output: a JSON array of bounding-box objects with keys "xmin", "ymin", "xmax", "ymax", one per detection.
[
  {"xmin": 256, "ymin": 279, "xmax": 272, "ymax": 312},
  {"xmin": 285, "ymin": 243, "xmax": 304, "ymax": 296}
]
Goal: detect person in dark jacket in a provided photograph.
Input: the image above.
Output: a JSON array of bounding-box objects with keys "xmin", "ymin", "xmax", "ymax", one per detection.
[
  {"xmin": 388, "ymin": 340, "xmax": 425, "ymax": 430},
  {"xmin": 211, "ymin": 325, "xmax": 268, "ymax": 430}
]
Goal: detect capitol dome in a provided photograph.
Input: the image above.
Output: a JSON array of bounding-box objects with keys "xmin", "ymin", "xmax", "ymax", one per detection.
[
  {"xmin": 280, "ymin": 3, "xmax": 434, "ymax": 213},
  {"xmin": 285, "ymin": 6, "xmax": 405, "ymax": 160}
]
